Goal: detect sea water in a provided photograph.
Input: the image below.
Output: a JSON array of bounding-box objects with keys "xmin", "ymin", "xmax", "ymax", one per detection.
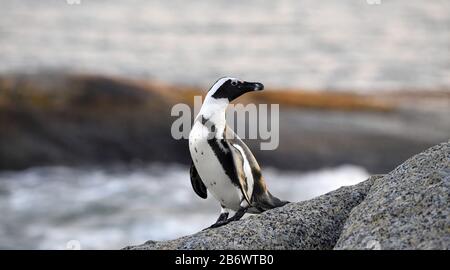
[
  {"xmin": 0, "ymin": 0, "xmax": 448, "ymax": 91},
  {"xmin": 0, "ymin": 163, "xmax": 369, "ymax": 249}
]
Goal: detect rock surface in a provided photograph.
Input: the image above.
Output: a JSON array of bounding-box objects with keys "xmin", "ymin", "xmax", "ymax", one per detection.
[
  {"xmin": 335, "ymin": 142, "xmax": 449, "ymax": 249},
  {"xmin": 124, "ymin": 176, "xmax": 379, "ymax": 250},
  {"xmin": 125, "ymin": 142, "xmax": 449, "ymax": 250}
]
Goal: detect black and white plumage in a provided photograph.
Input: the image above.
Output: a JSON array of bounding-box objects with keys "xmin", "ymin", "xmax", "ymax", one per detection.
[{"xmin": 189, "ymin": 77, "xmax": 289, "ymax": 229}]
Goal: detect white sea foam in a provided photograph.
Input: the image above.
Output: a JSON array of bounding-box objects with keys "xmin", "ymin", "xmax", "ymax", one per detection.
[{"xmin": 0, "ymin": 163, "xmax": 369, "ymax": 249}]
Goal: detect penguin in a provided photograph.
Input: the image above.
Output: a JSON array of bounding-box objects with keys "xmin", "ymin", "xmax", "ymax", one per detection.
[{"xmin": 188, "ymin": 77, "xmax": 289, "ymax": 229}]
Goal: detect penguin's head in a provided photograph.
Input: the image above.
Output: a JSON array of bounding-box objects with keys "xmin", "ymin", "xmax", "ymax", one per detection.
[{"xmin": 208, "ymin": 77, "xmax": 264, "ymax": 102}]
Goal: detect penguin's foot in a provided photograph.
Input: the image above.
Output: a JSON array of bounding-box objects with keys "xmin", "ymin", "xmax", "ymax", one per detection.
[
  {"xmin": 228, "ymin": 207, "xmax": 248, "ymax": 222},
  {"xmin": 203, "ymin": 207, "xmax": 248, "ymax": 230},
  {"xmin": 202, "ymin": 208, "xmax": 230, "ymax": 230},
  {"xmin": 207, "ymin": 220, "xmax": 230, "ymax": 229},
  {"xmin": 216, "ymin": 212, "xmax": 229, "ymax": 223},
  {"xmin": 203, "ymin": 219, "xmax": 230, "ymax": 230}
]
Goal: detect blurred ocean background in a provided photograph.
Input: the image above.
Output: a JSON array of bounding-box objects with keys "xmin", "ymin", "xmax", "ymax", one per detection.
[
  {"xmin": 1, "ymin": 0, "xmax": 449, "ymax": 90},
  {"xmin": 0, "ymin": 0, "xmax": 449, "ymax": 249},
  {"xmin": 0, "ymin": 164, "xmax": 369, "ymax": 249}
]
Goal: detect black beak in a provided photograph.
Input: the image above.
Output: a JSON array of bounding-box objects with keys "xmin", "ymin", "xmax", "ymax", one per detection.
[
  {"xmin": 253, "ymin": 82, "xmax": 264, "ymax": 91},
  {"xmin": 242, "ymin": 81, "xmax": 264, "ymax": 91}
]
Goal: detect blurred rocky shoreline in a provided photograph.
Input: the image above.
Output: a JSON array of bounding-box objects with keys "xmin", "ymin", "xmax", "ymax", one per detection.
[{"xmin": 0, "ymin": 73, "xmax": 449, "ymax": 173}]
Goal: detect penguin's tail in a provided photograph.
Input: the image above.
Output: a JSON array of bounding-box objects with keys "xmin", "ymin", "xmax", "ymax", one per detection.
[{"xmin": 248, "ymin": 191, "xmax": 290, "ymax": 214}]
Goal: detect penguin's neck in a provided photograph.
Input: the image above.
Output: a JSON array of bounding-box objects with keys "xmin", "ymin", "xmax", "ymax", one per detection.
[{"xmin": 197, "ymin": 97, "xmax": 229, "ymax": 135}]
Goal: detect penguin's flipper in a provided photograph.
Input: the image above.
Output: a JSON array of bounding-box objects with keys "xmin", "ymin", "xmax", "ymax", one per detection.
[{"xmin": 190, "ymin": 162, "xmax": 207, "ymax": 199}]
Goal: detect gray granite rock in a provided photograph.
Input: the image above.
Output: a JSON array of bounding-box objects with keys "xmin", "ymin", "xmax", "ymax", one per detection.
[
  {"xmin": 124, "ymin": 176, "xmax": 379, "ymax": 250},
  {"xmin": 124, "ymin": 142, "xmax": 449, "ymax": 250},
  {"xmin": 335, "ymin": 142, "xmax": 449, "ymax": 250}
]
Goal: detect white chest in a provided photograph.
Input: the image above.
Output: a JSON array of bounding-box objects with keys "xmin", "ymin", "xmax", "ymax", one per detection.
[{"xmin": 189, "ymin": 121, "xmax": 241, "ymax": 210}]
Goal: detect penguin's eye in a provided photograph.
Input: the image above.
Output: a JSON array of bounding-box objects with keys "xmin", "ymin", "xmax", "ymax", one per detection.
[{"xmin": 231, "ymin": 80, "xmax": 238, "ymax": 86}]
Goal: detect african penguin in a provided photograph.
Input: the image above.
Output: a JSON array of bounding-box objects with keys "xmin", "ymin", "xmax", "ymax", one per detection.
[{"xmin": 188, "ymin": 77, "xmax": 289, "ymax": 229}]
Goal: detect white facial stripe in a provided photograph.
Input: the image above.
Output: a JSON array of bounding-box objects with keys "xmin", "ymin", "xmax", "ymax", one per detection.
[
  {"xmin": 206, "ymin": 77, "xmax": 237, "ymax": 99},
  {"xmin": 197, "ymin": 77, "xmax": 237, "ymax": 129}
]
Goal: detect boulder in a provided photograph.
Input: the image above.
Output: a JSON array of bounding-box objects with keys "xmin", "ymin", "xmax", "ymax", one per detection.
[
  {"xmin": 125, "ymin": 142, "xmax": 449, "ymax": 250},
  {"xmin": 335, "ymin": 142, "xmax": 449, "ymax": 249},
  {"xmin": 124, "ymin": 176, "xmax": 379, "ymax": 250}
]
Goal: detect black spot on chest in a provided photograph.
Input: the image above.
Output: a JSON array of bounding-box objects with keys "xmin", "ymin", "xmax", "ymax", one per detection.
[{"xmin": 201, "ymin": 116, "xmax": 216, "ymax": 134}]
